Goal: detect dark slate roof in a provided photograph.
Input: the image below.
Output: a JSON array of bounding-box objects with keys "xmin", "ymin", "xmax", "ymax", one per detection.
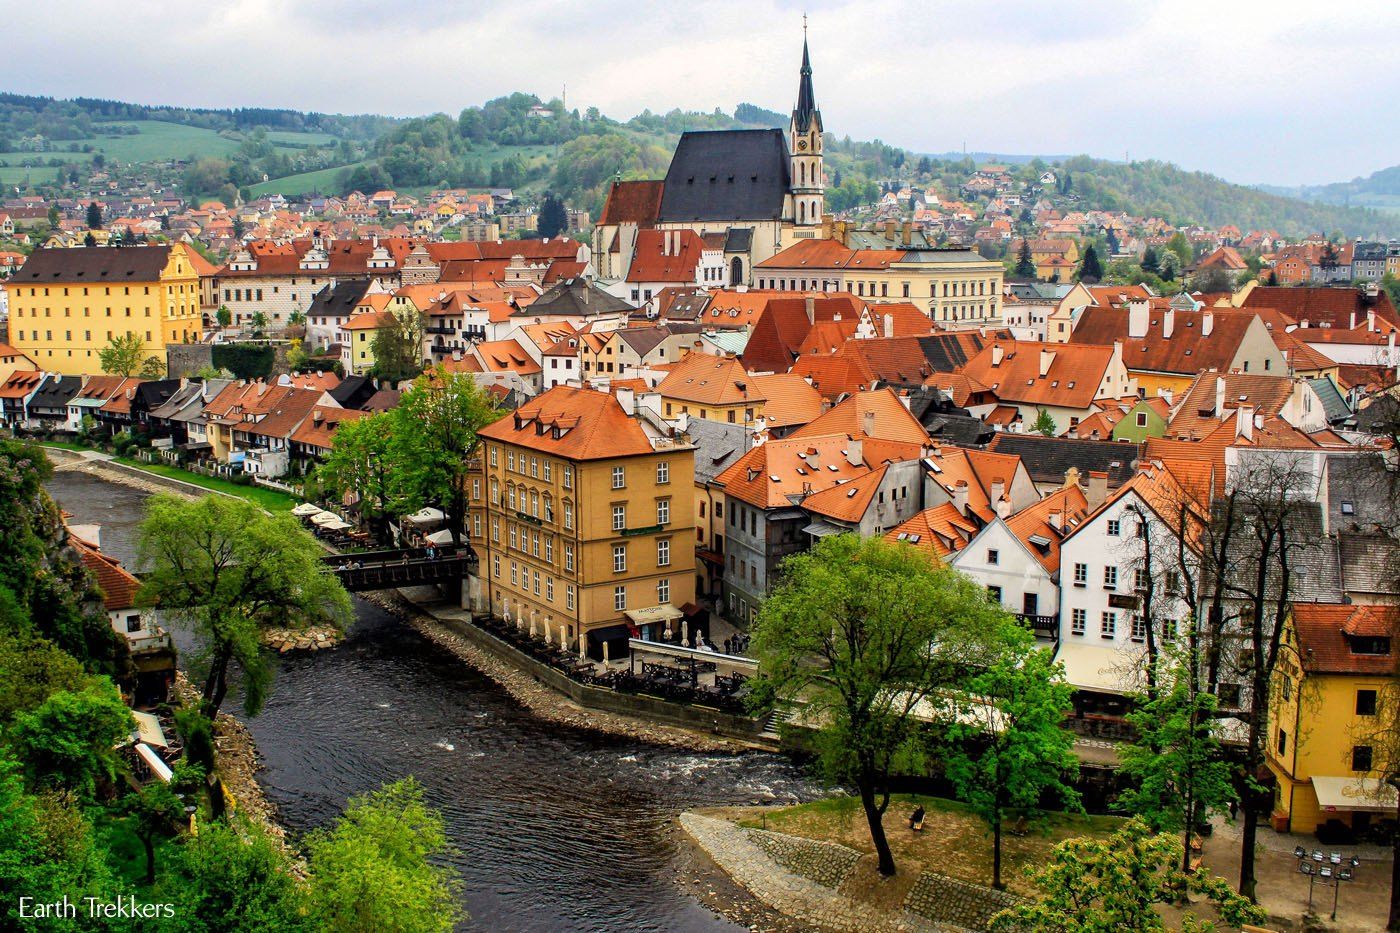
[
  {"xmin": 986, "ymin": 434, "xmax": 1141, "ymax": 488},
  {"xmin": 922, "ymin": 411, "xmax": 995, "ymax": 447},
  {"xmin": 686, "ymin": 417, "xmax": 752, "ymax": 485},
  {"xmin": 306, "ymin": 280, "xmax": 373, "ymax": 319},
  {"xmin": 28, "ymin": 375, "xmax": 80, "ymax": 411},
  {"xmin": 520, "ymin": 278, "xmax": 634, "ymax": 317},
  {"xmin": 615, "ymin": 326, "xmax": 670, "ymax": 359},
  {"xmin": 1355, "ymin": 394, "xmax": 1400, "ymax": 437},
  {"xmin": 724, "ymin": 228, "xmax": 754, "ymax": 253},
  {"xmin": 147, "ymin": 381, "xmax": 205, "ymax": 422},
  {"xmin": 793, "ymin": 39, "xmax": 822, "ymax": 134},
  {"xmin": 15, "ymin": 245, "xmax": 173, "ymax": 282},
  {"xmin": 1211, "ymin": 501, "xmax": 1342, "ymax": 604},
  {"xmin": 915, "ymin": 333, "xmax": 985, "ymax": 373},
  {"xmin": 1326, "ymin": 452, "xmax": 1400, "ymax": 534},
  {"xmin": 657, "ymin": 130, "xmax": 791, "ymax": 223},
  {"xmin": 1306, "ymin": 376, "xmax": 1352, "ymax": 424},
  {"xmin": 134, "ymin": 379, "xmax": 181, "ymax": 413},
  {"xmin": 329, "ymin": 375, "xmax": 376, "ymax": 409},
  {"xmin": 1339, "ymin": 533, "xmax": 1400, "ymax": 596}
]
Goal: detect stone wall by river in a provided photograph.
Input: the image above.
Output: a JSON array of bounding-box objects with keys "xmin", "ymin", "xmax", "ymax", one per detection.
[{"xmin": 47, "ymin": 469, "xmax": 826, "ymax": 932}]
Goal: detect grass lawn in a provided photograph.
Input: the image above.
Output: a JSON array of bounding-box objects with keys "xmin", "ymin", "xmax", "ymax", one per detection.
[
  {"xmin": 251, "ymin": 162, "xmax": 361, "ymax": 197},
  {"xmin": 111, "ymin": 457, "xmax": 298, "ymax": 512},
  {"xmin": 0, "ymin": 164, "xmax": 61, "ymax": 184},
  {"xmin": 736, "ymin": 793, "xmax": 1122, "ymax": 899}
]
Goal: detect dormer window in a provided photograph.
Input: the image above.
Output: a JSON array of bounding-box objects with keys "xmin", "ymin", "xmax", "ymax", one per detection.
[{"xmin": 1350, "ymin": 636, "xmax": 1391, "ymax": 656}]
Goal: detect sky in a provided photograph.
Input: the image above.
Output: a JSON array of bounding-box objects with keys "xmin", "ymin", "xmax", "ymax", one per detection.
[{"xmin": 5, "ymin": 0, "xmax": 1399, "ymax": 187}]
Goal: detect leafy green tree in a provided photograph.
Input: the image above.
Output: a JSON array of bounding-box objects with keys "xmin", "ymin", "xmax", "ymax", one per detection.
[
  {"xmin": 140, "ymin": 354, "xmax": 167, "ymax": 379},
  {"xmin": 1158, "ymin": 251, "xmax": 1182, "ymax": 281},
  {"xmin": 1141, "ymin": 246, "xmax": 1160, "ymax": 274},
  {"xmin": 98, "ymin": 332, "xmax": 151, "ymax": 376},
  {"xmin": 1014, "ymin": 238, "xmax": 1036, "ymax": 278},
  {"xmin": 249, "ymin": 311, "xmax": 269, "ymax": 334},
  {"xmin": 388, "ymin": 369, "xmax": 500, "ymax": 544},
  {"xmin": 1118, "ymin": 673, "xmax": 1235, "ymax": 872},
  {"xmin": 306, "ymin": 778, "xmax": 465, "ymax": 932},
  {"xmin": 1079, "ymin": 244, "xmax": 1104, "ymax": 283},
  {"xmin": 1032, "ymin": 408, "xmax": 1057, "ymax": 436},
  {"xmin": 537, "ymin": 193, "xmax": 568, "ymax": 239},
  {"xmin": 751, "ymin": 534, "xmax": 1007, "ymax": 876},
  {"xmin": 320, "ymin": 414, "xmax": 395, "ymax": 546},
  {"xmin": 85, "ymin": 201, "xmax": 102, "ymax": 230},
  {"xmin": 137, "ymin": 495, "xmax": 353, "ymax": 719},
  {"xmin": 943, "ymin": 631, "xmax": 1079, "ymax": 889},
  {"xmin": 0, "ymin": 629, "xmax": 89, "ymax": 722},
  {"xmin": 216, "ymin": 305, "xmax": 232, "ymax": 329},
  {"xmin": 194, "ymin": 364, "xmax": 234, "ymax": 381},
  {"xmin": 287, "ymin": 309, "xmax": 307, "ymax": 330},
  {"xmin": 1167, "ymin": 232, "xmax": 1193, "ymax": 269},
  {"xmin": 286, "ymin": 338, "xmax": 309, "ymax": 374},
  {"xmin": 370, "ymin": 306, "xmax": 426, "ymax": 384},
  {"xmin": 120, "ymin": 765, "xmax": 196, "ymax": 884},
  {"xmin": 157, "ymin": 813, "xmax": 311, "ymax": 932},
  {"xmin": 10, "ymin": 678, "xmax": 133, "ymax": 800},
  {"xmin": 989, "ymin": 818, "xmax": 1266, "ymax": 932}
]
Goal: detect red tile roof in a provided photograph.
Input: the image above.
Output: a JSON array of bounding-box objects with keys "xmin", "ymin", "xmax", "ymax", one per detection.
[
  {"xmin": 1293, "ymin": 604, "xmax": 1400, "ymax": 675},
  {"xmin": 626, "ymin": 229, "xmax": 708, "ymax": 283},
  {"xmin": 478, "ymin": 386, "xmax": 654, "ymax": 460},
  {"xmin": 598, "ymin": 180, "xmax": 665, "ymax": 227},
  {"xmin": 70, "ymin": 535, "xmax": 140, "ymax": 611}
]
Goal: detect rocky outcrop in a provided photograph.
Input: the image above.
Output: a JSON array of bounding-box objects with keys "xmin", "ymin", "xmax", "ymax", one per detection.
[{"xmin": 262, "ymin": 625, "xmax": 344, "ymax": 653}]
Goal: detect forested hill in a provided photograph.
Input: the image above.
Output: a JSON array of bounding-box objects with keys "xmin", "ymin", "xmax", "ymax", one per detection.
[{"xmin": 1260, "ymin": 164, "xmax": 1400, "ymax": 215}]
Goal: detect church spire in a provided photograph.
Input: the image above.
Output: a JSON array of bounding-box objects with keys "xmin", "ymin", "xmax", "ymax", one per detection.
[{"xmin": 793, "ymin": 22, "xmax": 821, "ymax": 135}]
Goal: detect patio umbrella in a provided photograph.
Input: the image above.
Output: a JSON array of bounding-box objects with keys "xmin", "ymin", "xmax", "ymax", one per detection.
[
  {"xmin": 321, "ymin": 519, "xmax": 352, "ymax": 531},
  {"xmin": 404, "ymin": 507, "xmax": 445, "ymax": 526},
  {"xmin": 424, "ymin": 528, "xmax": 454, "ymax": 545},
  {"xmin": 311, "ymin": 512, "xmax": 342, "ymax": 527},
  {"xmin": 291, "ymin": 502, "xmax": 322, "ymax": 517}
]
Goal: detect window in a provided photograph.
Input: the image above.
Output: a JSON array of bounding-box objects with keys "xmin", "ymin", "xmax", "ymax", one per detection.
[
  {"xmin": 563, "ymin": 466, "xmax": 573, "ymax": 489},
  {"xmin": 987, "ymin": 548, "xmax": 1000, "ymax": 566},
  {"xmin": 564, "ymin": 501, "xmax": 574, "ymax": 530},
  {"xmin": 613, "ymin": 586, "xmax": 627, "ymax": 612},
  {"xmin": 987, "ymin": 585, "xmax": 1003, "ymax": 604},
  {"xmin": 1353, "ymin": 745, "xmax": 1373, "ymax": 772},
  {"xmin": 508, "ymin": 450, "xmax": 516, "ymax": 472},
  {"xmin": 1074, "ymin": 563, "xmax": 1088, "ymax": 586},
  {"xmin": 1100, "ymin": 611, "xmax": 1117, "ymax": 639},
  {"xmin": 473, "ymin": 514, "xmax": 482, "ymax": 538},
  {"xmin": 1103, "ymin": 566, "xmax": 1118, "ymax": 590},
  {"xmin": 532, "ymin": 570, "xmax": 541, "ymax": 595},
  {"xmin": 1071, "ymin": 608, "xmax": 1086, "ymax": 635},
  {"xmin": 508, "ymin": 486, "xmax": 517, "ymax": 511},
  {"xmin": 656, "ymin": 461, "xmax": 669, "ymax": 485},
  {"xmin": 613, "ymin": 545, "xmax": 627, "ymax": 573},
  {"xmin": 126, "ymin": 614, "xmax": 143, "ymax": 633},
  {"xmin": 657, "ymin": 578, "xmax": 670, "ymax": 604},
  {"xmin": 1218, "ymin": 683, "xmax": 1242, "ymax": 708},
  {"xmin": 491, "ymin": 517, "xmax": 500, "ymax": 542},
  {"xmin": 612, "ymin": 505, "xmax": 626, "ymax": 531},
  {"xmin": 1358, "ymin": 689, "xmax": 1379, "ymax": 716},
  {"xmin": 1277, "ymin": 728, "xmax": 1287, "ymax": 756},
  {"xmin": 543, "ymin": 460, "xmax": 552, "ymax": 481},
  {"xmin": 531, "ymin": 531, "xmax": 540, "ymax": 557},
  {"xmin": 612, "ymin": 466, "xmax": 626, "ymax": 489},
  {"xmin": 1136, "ymin": 412, "xmax": 1148, "ymax": 427},
  {"xmin": 1107, "ymin": 519, "xmax": 1121, "ymax": 537},
  {"xmin": 1134, "ymin": 568, "xmax": 1148, "ymax": 591},
  {"xmin": 1131, "ymin": 613, "xmax": 1147, "ymax": 643},
  {"xmin": 657, "ymin": 539, "xmax": 670, "ymax": 567},
  {"xmin": 493, "ymin": 555, "xmax": 501, "ymax": 578},
  {"xmin": 530, "ymin": 490, "xmax": 539, "ymax": 517},
  {"xmin": 530, "ymin": 456, "xmax": 539, "ymax": 478},
  {"xmin": 510, "ymin": 561, "xmax": 518, "ymax": 585},
  {"xmin": 566, "ymin": 584, "xmax": 576, "ymax": 610},
  {"xmin": 472, "ymin": 478, "xmax": 481, "ymax": 500},
  {"xmin": 509, "ymin": 525, "xmax": 518, "ymax": 549},
  {"xmin": 546, "ymin": 578, "xmax": 554, "ymax": 602},
  {"xmin": 564, "ymin": 544, "xmax": 574, "ymax": 572},
  {"xmin": 545, "ymin": 537, "xmax": 553, "ymax": 563},
  {"xmin": 657, "ymin": 499, "xmax": 670, "ymax": 525}
]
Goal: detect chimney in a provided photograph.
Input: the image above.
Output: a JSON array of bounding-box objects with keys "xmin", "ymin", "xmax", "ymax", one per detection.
[
  {"xmin": 1236, "ymin": 404, "xmax": 1254, "ymax": 441},
  {"xmin": 1202, "ymin": 310, "xmax": 1214, "ymax": 337},
  {"xmin": 1128, "ymin": 300, "xmax": 1149, "ymax": 338},
  {"xmin": 312, "ymin": 409, "xmax": 324, "ymax": 424},
  {"xmin": 952, "ymin": 480, "xmax": 969, "ymax": 515},
  {"xmin": 805, "ymin": 297, "xmax": 815, "ymax": 326},
  {"xmin": 1039, "ymin": 347, "xmax": 1055, "ymax": 377},
  {"xmin": 862, "ymin": 408, "xmax": 876, "ymax": 437},
  {"xmin": 1162, "ymin": 307, "xmax": 1174, "ymax": 339},
  {"xmin": 1158, "ymin": 386, "xmax": 1174, "ymax": 407},
  {"xmin": 901, "ymin": 221, "xmax": 912, "ymax": 246},
  {"xmin": 1085, "ymin": 470, "xmax": 1108, "ymax": 509},
  {"xmin": 990, "ymin": 477, "xmax": 1006, "ymax": 508},
  {"xmin": 1215, "ymin": 375, "xmax": 1226, "ymax": 417},
  {"xmin": 1368, "ymin": 309, "xmax": 1377, "ymax": 332},
  {"xmin": 617, "ymin": 385, "xmax": 636, "ymax": 415},
  {"xmin": 801, "ymin": 446, "xmax": 820, "ymax": 470},
  {"xmin": 991, "ymin": 343, "xmax": 1005, "ymax": 366},
  {"xmin": 846, "ymin": 435, "xmax": 864, "ymax": 466},
  {"xmin": 883, "ymin": 314, "xmax": 895, "ymax": 338}
]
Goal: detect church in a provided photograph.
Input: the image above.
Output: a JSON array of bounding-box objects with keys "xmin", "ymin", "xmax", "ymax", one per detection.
[{"xmin": 592, "ymin": 36, "xmax": 828, "ymax": 288}]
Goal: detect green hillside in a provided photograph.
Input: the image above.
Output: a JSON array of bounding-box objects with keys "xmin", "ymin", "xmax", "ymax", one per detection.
[{"xmin": 1262, "ymin": 164, "xmax": 1400, "ymax": 214}]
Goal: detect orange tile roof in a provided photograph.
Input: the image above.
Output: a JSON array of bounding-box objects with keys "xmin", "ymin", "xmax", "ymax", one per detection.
[
  {"xmin": 477, "ymin": 386, "xmax": 654, "ymax": 460},
  {"xmin": 289, "ymin": 406, "xmax": 369, "ymax": 450},
  {"xmin": 960, "ymin": 340, "xmax": 1122, "ymax": 410},
  {"xmin": 474, "ymin": 339, "xmax": 541, "ymax": 375},
  {"xmin": 626, "ymin": 229, "xmax": 709, "ymax": 283},
  {"xmin": 885, "ymin": 502, "xmax": 978, "ymax": 559},
  {"xmin": 70, "ymin": 535, "xmax": 140, "ymax": 611},
  {"xmin": 342, "ymin": 310, "xmax": 395, "ymax": 331},
  {"xmin": 801, "ymin": 464, "xmax": 889, "ymax": 522},
  {"xmin": 0, "ymin": 369, "xmax": 43, "ymax": 399},
  {"xmin": 748, "ymin": 373, "xmax": 824, "ymax": 428},
  {"xmin": 656, "ymin": 352, "xmax": 760, "ymax": 406},
  {"xmin": 1003, "ymin": 484, "xmax": 1089, "ymax": 573},
  {"xmin": 1292, "ymin": 604, "xmax": 1400, "ymax": 675},
  {"xmin": 791, "ymin": 387, "xmax": 932, "ymax": 446},
  {"xmin": 755, "ymin": 238, "xmax": 904, "ymax": 271},
  {"xmin": 716, "ymin": 434, "xmax": 872, "ymax": 509}
]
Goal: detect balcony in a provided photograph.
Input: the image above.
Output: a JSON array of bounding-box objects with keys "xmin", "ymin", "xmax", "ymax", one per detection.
[
  {"xmin": 425, "ymin": 325, "xmax": 456, "ymax": 335},
  {"xmin": 430, "ymin": 343, "xmax": 459, "ymax": 355},
  {"xmin": 1017, "ymin": 613, "xmax": 1060, "ymax": 641}
]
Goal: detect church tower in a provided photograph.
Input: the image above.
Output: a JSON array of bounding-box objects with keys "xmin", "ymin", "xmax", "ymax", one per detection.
[{"xmin": 789, "ymin": 28, "xmax": 824, "ymax": 227}]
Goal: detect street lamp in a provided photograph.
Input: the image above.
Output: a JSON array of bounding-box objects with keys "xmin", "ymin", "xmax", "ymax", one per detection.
[{"xmin": 1294, "ymin": 847, "xmax": 1359, "ymax": 921}]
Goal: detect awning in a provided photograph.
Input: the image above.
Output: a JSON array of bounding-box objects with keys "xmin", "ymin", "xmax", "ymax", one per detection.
[
  {"xmin": 292, "ymin": 502, "xmax": 324, "ymax": 517},
  {"xmin": 1053, "ymin": 640, "xmax": 1140, "ymax": 693},
  {"xmin": 130, "ymin": 710, "xmax": 168, "ymax": 749},
  {"xmin": 135, "ymin": 743, "xmax": 173, "ymax": 783},
  {"xmin": 404, "ymin": 507, "xmax": 445, "ymax": 526},
  {"xmin": 178, "ymin": 441, "xmax": 212, "ymax": 452},
  {"xmin": 624, "ymin": 605, "xmax": 684, "ymax": 626},
  {"xmin": 802, "ymin": 520, "xmax": 845, "ymax": 538},
  {"xmin": 696, "ymin": 548, "xmax": 724, "ymax": 565},
  {"xmin": 1313, "ymin": 776, "xmax": 1399, "ymax": 814},
  {"xmin": 424, "ymin": 528, "xmax": 455, "ymax": 545}
]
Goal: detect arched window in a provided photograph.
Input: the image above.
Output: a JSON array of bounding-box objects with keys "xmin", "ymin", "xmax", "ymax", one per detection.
[
  {"xmin": 799, "ymin": 163, "xmax": 806, "ymax": 185},
  {"xmin": 730, "ymin": 257, "xmax": 743, "ymax": 286},
  {"xmin": 798, "ymin": 201, "xmax": 805, "ymax": 224}
]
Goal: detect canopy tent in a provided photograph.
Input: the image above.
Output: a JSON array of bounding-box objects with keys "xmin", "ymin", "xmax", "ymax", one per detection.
[
  {"xmin": 291, "ymin": 502, "xmax": 324, "ymax": 517},
  {"xmin": 130, "ymin": 710, "xmax": 168, "ymax": 749},
  {"xmin": 311, "ymin": 511, "xmax": 344, "ymax": 527},
  {"xmin": 1313, "ymin": 776, "xmax": 1399, "ymax": 814},
  {"xmin": 404, "ymin": 507, "xmax": 446, "ymax": 526},
  {"xmin": 424, "ymin": 528, "xmax": 455, "ymax": 545}
]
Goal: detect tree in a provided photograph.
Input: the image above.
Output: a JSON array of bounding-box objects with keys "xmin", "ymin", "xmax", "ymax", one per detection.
[
  {"xmin": 249, "ymin": 311, "xmax": 269, "ymax": 335},
  {"xmin": 751, "ymin": 534, "xmax": 1008, "ymax": 876},
  {"xmin": 1032, "ymin": 408, "xmax": 1057, "ymax": 437},
  {"xmin": 370, "ymin": 305, "xmax": 426, "ymax": 384},
  {"xmin": 98, "ymin": 332, "xmax": 151, "ymax": 376},
  {"xmin": 140, "ymin": 354, "xmax": 167, "ymax": 379},
  {"xmin": 1118, "ymin": 667, "xmax": 1236, "ymax": 872},
  {"xmin": 989, "ymin": 818, "xmax": 1266, "ymax": 932},
  {"xmin": 320, "ymin": 414, "xmax": 396, "ymax": 546},
  {"xmin": 1188, "ymin": 267, "xmax": 1234, "ymax": 294},
  {"xmin": 216, "ymin": 305, "xmax": 232, "ymax": 330},
  {"xmin": 1079, "ymin": 244, "xmax": 1104, "ymax": 283},
  {"xmin": 85, "ymin": 201, "xmax": 102, "ymax": 230},
  {"xmin": 1014, "ymin": 238, "xmax": 1036, "ymax": 278},
  {"xmin": 1158, "ymin": 251, "xmax": 1182, "ymax": 281},
  {"xmin": 306, "ymin": 778, "xmax": 465, "ymax": 932},
  {"xmin": 537, "ymin": 193, "xmax": 568, "ymax": 239},
  {"xmin": 286, "ymin": 338, "xmax": 309, "ymax": 374},
  {"xmin": 1167, "ymin": 232, "xmax": 1193, "ymax": 269},
  {"xmin": 83, "ymin": 231, "xmax": 97, "ymax": 247},
  {"xmin": 137, "ymin": 495, "xmax": 353, "ymax": 719},
  {"xmin": 942, "ymin": 630, "xmax": 1079, "ymax": 889},
  {"xmin": 120, "ymin": 765, "xmax": 195, "ymax": 884},
  {"xmin": 157, "ymin": 813, "xmax": 311, "ymax": 932},
  {"xmin": 1142, "ymin": 246, "xmax": 1160, "ymax": 274},
  {"xmin": 10, "ymin": 678, "xmax": 133, "ymax": 800},
  {"xmin": 388, "ymin": 369, "xmax": 500, "ymax": 544}
]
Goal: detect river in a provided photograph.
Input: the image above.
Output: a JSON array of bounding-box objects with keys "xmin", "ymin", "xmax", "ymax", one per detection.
[{"xmin": 47, "ymin": 470, "xmax": 822, "ymax": 931}]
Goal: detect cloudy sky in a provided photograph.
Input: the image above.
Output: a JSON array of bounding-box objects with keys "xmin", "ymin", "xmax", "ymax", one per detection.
[{"xmin": 6, "ymin": 0, "xmax": 1397, "ymax": 186}]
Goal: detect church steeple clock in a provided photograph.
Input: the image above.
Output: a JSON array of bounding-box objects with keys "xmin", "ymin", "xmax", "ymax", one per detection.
[{"xmin": 789, "ymin": 24, "xmax": 824, "ymax": 227}]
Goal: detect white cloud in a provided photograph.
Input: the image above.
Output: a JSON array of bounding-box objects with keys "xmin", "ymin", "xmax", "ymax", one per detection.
[{"xmin": 2, "ymin": 0, "xmax": 1397, "ymax": 184}]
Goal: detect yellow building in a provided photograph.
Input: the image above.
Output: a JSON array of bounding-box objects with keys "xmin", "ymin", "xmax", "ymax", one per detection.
[
  {"xmin": 339, "ymin": 311, "xmax": 394, "ymax": 375},
  {"xmin": 472, "ymin": 385, "xmax": 698, "ymax": 655},
  {"xmin": 655, "ymin": 351, "xmax": 824, "ymax": 428},
  {"xmin": 6, "ymin": 244, "xmax": 203, "ymax": 376},
  {"xmin": 1267, "ymin": 604, "xmax": 1399, "ymax": 836}
]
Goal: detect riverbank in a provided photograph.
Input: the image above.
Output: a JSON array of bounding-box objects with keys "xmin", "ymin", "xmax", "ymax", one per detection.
[{"xmin": 361, "ymin": 587, "xmax": 748, "ymax": 753}]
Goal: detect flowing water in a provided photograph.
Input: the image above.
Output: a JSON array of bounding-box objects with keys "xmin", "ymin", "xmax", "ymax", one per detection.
[{"xmin": 47, "ymin": 470, "xmax": 823, "ymax": 931}]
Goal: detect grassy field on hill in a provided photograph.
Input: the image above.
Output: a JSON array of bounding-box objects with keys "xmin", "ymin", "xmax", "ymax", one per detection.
[{"xmin": 250, "ymin": 163, "xmax": 364, "ymax": 197}]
